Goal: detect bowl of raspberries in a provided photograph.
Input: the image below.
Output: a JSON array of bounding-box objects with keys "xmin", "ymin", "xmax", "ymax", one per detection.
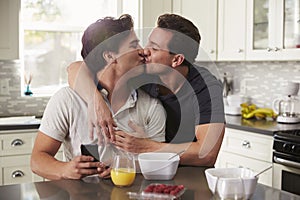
[{"xmin": 127, "ymin": 183, "xmax": 186, "ymax": 199}]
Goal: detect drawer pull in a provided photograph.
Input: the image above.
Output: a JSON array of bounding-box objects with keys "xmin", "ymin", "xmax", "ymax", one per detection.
[
  {"xmin": 11, "ymin": 170, "xmax": 25, "ymax": 178},
  {"xmin": 11, "ymin": 139, "xmax": 24, "ymax": 147},
  {"xmin": 242, "ymin": 140, "xmax": 251, "ymax": 148}
]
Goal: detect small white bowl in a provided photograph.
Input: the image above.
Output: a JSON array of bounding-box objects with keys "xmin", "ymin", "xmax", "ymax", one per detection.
[
  {"xmin": 205, "ymin": 168, "xmax": 258, "ymax": 199},
  {"xmin": 138, "ymin": 152, "xmax": 180, "ymax": 180}
]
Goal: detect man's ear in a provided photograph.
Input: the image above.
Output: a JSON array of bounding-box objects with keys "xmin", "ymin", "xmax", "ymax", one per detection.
[
  {"xmin": 103, "ymin": 51, "xmax": 117, "ymax": 63},
  {"xmin": 171, "ymin": 54, "xmax": 185, "ymax": 68}
]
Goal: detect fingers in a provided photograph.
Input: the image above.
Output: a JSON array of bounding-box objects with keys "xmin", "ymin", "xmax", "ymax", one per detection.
[
  {"xmin": 98, "ymin": 167, "xmax": 111, "ymax": 179},
  {"xmin": 99, "ymin": 121, "xmax": 110, "ymax": 139},
  {"xmin": 128, "ymin": 120, "xmax": 145, "ymax": 137},
  {"xmin": 108, "ymin": 123, "xmax": 116, "ymax": 142},
  {"xmin": 95, "ymin": 125, "xmax": 103, "ymax": 144},
  {"xmin": 72, "ymin": 156, "xmax": 105, "ymax": 176},
  {"xmin": 88, "ymin": 121, "xmax": 94, "ymax": 140}
]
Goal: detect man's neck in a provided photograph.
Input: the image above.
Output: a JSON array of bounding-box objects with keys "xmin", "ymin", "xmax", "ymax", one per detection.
[
  {"xmin": 158, "ymin": 65, "xmax": 189, "ymax": 95},
  {"xmin": 97, "ymin": 68, "xmax": 131, "ymax": 113}
]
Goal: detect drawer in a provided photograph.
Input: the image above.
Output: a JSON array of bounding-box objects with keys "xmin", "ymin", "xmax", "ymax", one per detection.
[
  {"xmin": 218, "ymin": 151, "xmax": 273, "ymax": 187},
  {"xmin": 1, "ymin": 155, "xmax": 43, "ymax": 185},
  {"xmin": 0, "ymin": 130, "xmax": 37, "ymax": 156},
  {"xmin": 221, "ymin": 128, "xmax": 273, "ymax": 162}
]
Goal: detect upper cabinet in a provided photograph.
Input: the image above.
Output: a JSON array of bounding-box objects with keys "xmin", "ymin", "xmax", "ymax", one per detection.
[
  {"xmin": 140, "ymin": 0, "xmax": 172, "ymax": 28},
  {"xmin": 0, "ymin": 0, "xmax": 20, "ymax": 60},
  {"xmin": 217, "ymin": 0, "xmax": 247, "ymax": 60},
  {"xmin": 172, "ymin": 0, "xmax": 218, "ymax": 61},
  {"xmin": 247, "ymin": 0, "xmax": 300, "ymax": 60}
]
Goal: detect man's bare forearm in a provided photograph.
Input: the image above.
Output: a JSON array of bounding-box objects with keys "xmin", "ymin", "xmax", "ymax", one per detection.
[{"xmin": 67, "ymin": 61, "xmax": 99, "ymax": 103}]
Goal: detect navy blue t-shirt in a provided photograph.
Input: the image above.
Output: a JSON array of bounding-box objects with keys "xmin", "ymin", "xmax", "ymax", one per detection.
[{"xmin": 134, "ymin": 64, "xmax": 225, "ymax": 143}]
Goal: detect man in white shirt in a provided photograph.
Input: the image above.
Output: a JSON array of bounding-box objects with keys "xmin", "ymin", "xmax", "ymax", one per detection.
[{"xmin": 31, "ymin": 14, "xmax": 166, "ymax": 180}]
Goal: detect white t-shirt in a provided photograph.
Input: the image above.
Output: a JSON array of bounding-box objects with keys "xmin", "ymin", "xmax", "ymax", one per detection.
[{"xmin": 39, "ymin": 87, "xmax": 166, "ymax": 161}]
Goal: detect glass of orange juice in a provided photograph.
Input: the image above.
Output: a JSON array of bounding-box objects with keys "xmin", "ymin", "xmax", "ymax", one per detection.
[{"xmin": 111, "ymin": 153, "xmax": 136, "ymax": 187}]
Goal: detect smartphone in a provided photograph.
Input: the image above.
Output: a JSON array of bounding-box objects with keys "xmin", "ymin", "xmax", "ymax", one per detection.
[{"xmin": 80, "ymin": 144, "xmax": 100, "ymax": 162}]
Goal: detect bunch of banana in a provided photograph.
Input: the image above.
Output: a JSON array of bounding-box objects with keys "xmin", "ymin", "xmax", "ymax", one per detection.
[{"xmin": 240, "ymin": 103, "xmax": 277, "ymax": 120}]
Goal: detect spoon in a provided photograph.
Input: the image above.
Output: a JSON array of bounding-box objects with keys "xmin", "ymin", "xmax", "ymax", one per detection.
[
  {"xmin": 168, "ymin": 150, "xmax": 186, "ymax": 160},
  {"xmin": 254, "ymin": 166, "xmax": 272, "ymax": 178}
]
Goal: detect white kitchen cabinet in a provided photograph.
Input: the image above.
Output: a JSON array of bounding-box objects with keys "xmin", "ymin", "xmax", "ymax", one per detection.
[
  {"xmin": 246, "ymin": 0, "xmax": 300, "ymax": 60},
  {"xmin": 215, "ymin": 128, "xmax": 273, "ymax": 187},
  {"xmin": 217, "ymin": 0, "xmax": 247, "ymax": 61},
  {"xmin": 0, "ymin": 0, "xmax": 20, "ymax": 60},
  {"xmin": 172, "ymin": 0, "xmax": 218, "ymax": 61},
  {"xmin": 0, "ymin": 129, "xmax": 63, "ymax": 185},
  {"xmin": 140, "ymin": 0, "xmax": 172, "ymax": 28}
]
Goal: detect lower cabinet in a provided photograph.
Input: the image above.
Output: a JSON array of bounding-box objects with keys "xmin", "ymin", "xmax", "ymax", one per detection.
[
  {"xmin": 1, "ymin": 155, "xmax": 43, "ymax": 185},
  {"xmin": 0, "ymin": 129, "xmax": 63, "ymax": 185},
  {"xmin": 215, "ymin": 128, "xmax": 273, "ymax": 187}
]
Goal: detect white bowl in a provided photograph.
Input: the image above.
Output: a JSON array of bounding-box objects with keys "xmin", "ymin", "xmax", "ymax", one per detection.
[
  {"xmin": 205, "ymin": 168, "xmax": 258, "ymax": 199},
  {"xmin": 138, "ymin": 152, "xmax": 180, "ymax": 180}
]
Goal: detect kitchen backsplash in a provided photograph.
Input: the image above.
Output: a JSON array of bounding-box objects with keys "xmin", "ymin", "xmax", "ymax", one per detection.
[
  {"xmin": 0, "ymin": 60, "xmax": 300, "ymax": 117},
  {"xmin": 0, "ymin": 60, "xmax": 49, "ymax": 117},
  {"xmin": 198, "ymin": 60, "xmax": 300, "ymax": 108}
]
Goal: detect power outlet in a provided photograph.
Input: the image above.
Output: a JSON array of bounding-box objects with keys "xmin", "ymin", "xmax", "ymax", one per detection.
[{"xmin": 0, "ymin": 79, "xmax": 10, "ymax": 95}]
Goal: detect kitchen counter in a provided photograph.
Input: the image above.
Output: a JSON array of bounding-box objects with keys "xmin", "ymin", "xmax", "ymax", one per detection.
[
  {"xmin": 0, "ymin": 166, "xmax": 299, "ymax": 200},
  {"xmin": 1, "ymin": 114, "xmax": 300, "ymax": 135},
  {"xmin": 0, "ymin": 116, "xmax": 40, "ymax": 131},
  {"xmin": 225, "ymin": 115, "xmax": 300, "ymax": 136}
]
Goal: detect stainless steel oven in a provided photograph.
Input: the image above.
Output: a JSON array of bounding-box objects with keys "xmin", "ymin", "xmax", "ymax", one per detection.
[{"xmin": 273, "ymin": 130, "xmax": 300, "ymax": 196}]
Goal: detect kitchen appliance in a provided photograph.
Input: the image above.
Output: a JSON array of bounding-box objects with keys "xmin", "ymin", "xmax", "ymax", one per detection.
[
  {"xmin": 273, "ymin": 82, "xmax": 300, "ymax": 123},
  {"xmin": 273, "ymin": 129, "xmax": 300, "ymax": 195}
]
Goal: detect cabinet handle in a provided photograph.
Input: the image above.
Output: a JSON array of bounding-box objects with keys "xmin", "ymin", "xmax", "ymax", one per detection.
[
  {"xmin": 242, "ymin": 140, "xmax": 251, "ymax": 148},
  {"xmin": 266, "ymin": 47, "xmax": 272, "ymax": 52},
  {"xmin": 11, "ymin": 139, "xmax": 24, "ymax": 147},
  {"xmin": 11, "ymin": 170, "xmax": 25, "ymax": 178},
  {"xmin": 237, "ymin": 49, "xmax": 243, "ymax": 53},
  {"xmin": 274, "ymin": 47, "xmax": 280, "ymax": 51},
  {"xmin": 209, "ymin": 50, "xmax": 215, "ymax": 54}
]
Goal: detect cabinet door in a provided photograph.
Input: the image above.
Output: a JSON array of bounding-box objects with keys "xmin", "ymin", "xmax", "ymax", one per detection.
[
  {"xmin": 275, "ymin": 0, "xmax": 300, "ymax": 59},
  {"xmin": 0, "ymin": 131, "xmax": 36, "ymax": 156},
  {"xmin": 140, "ymin": 0, "xmax": 172, "ymax": 28},
  {"xmin": 218, "ymin": 0, "xmax": 247, "ymax": 60},
  {"xmin": 0, "ymin": 0, "xmax": 20, "ymax": 60},
  {"xmin": 173, "ymin": 0, "xmax": 217, "ymax": 61},
  {"xmin": 222, "ymin": 128, "xmax": 273, "ymax": 162},
  {"xmin": 218, "ymin": 151, "xmax": 273, "ymax": 187},
  {"xmin": 247, "ymin": 0, "xmax": 300, "ymax": 60},
  {"xmin": 1, "ymin": 155, "xmax": 43, "ymax": 185}
]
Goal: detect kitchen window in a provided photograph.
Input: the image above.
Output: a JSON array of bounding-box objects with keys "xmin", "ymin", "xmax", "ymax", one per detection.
[{"xmin": 21, "ymin": 0, "xmax": 123, "ymax": 96}]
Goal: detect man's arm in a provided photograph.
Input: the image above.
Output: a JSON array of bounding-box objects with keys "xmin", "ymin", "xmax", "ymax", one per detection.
[
  {"xmin": 31, "ymin": 131, "xmax": 104, "ymax": 180},
  {"xmin": 67, "ymin": 61, "xmax": 116, "ymax": 141},
  {"xmin": 114, "ymin": 123, "xmax": 225, "ymax": 166}
]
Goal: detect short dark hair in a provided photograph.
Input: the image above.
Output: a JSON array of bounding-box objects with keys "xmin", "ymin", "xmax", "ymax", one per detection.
[
  {"xmin": 81, "ymin": 14, "xmax": 134, "ymax": 77},
  {"xmin": 157, "ymin": 14, "xmax": 201, "ymax": 65}
]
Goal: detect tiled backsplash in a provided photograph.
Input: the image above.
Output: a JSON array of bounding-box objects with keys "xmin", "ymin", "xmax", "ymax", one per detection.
[
  {"xmin": 199, "ymin": 61, "xmax": 300, "ymax": 108},
  {"xmin": 0, "ymin": 60, "xmax": 300, "ymax": 117},
  {"xmin": 0, "ymin": 60, "xmax": 49, "ymax": 117}
]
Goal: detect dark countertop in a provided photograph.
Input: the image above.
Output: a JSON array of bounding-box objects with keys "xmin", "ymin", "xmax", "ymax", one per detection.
[
  {"xmin": 0, "ymin": 116, "xmax": 40, "ymax": 131},
  {"xmin": 0, "ymin": 124, "xmax": 40, "ymax": 131},
  {"xmin": 2, "ymin": 115, "xmax": 300, "ymax": 135},
  {"xmin": 0, "ymin": 166, "xmax": 299, "ymax": 200},
  {"xmin": 225, "ymin": 115, "xmax": 300, "ymax": 136}
]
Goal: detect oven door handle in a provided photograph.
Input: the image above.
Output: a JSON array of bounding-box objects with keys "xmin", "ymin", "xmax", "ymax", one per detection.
[{"xmin": 274, "ymin": 156, "xmax": 300, "ymax": 169}]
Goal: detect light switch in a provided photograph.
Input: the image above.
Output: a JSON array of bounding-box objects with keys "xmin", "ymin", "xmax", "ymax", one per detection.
[{"xmin": 0, "ymin": 79, "xmax": 10, "ymax": 95}]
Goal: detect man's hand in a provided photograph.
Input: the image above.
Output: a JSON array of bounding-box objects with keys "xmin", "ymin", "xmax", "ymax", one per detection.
[
  {"xmin": 62, "ymin": 155, "xmax": 106, "ymax": 179},
  {"xmin": 113, "ymin": 130, "xmax": 160, "ymax": 153},
  {"xmin": 88, "ymin": 91, "xmax": 117, "ymax": 142}
]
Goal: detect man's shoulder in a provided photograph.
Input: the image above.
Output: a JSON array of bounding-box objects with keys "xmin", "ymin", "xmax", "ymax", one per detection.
[
  {"xmin": 52, "ymin": 86, "xmax": 76, "ymax": 98},
  {"xmin": 189, "ymin": 64, "xmax": 222, "ymax": 86},
  {"xmin": 49, "ymin": 87, "xmax": 84, "ymax": 106}
]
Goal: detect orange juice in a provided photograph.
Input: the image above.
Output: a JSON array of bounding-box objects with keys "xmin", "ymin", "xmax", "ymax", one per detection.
[{"xmin": 111, "ymin": 168, "xmax": 136, "ymax": 186}]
